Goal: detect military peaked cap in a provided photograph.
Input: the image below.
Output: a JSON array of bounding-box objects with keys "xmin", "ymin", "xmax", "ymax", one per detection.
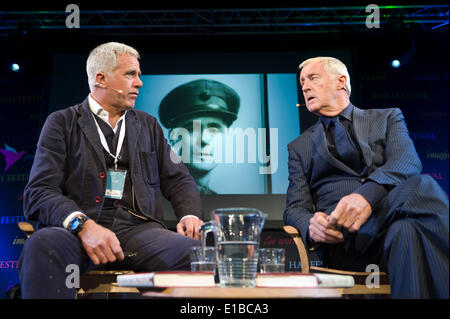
[{"xmin": 158, "ymin": 79, "xmax": 240, "ymax": 128}]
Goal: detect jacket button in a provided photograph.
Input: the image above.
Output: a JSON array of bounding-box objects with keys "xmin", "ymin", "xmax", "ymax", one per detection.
[
  {"xmin": 94, "ymin": 196, "xmax": 102, "ymax": 203},
  {"xmin": 99, "ymin": 172, "xmax": 106, "ymax": 179}
]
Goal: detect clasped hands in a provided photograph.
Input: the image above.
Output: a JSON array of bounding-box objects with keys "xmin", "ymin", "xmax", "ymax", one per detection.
[{"xmin": 309, "ymin": 193, "xmax": 372, "ymax": 244}]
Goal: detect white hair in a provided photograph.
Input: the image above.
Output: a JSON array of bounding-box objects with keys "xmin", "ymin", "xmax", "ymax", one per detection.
[
  {"xmin": 299, "ymin": 57, "xmax": 351, "ymax": 96},
  {"xmin": 86, "ymin": 42, "xmax": 140, "ymax": 91}
]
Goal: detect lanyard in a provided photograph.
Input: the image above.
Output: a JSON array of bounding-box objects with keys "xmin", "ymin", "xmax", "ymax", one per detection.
[{"xmin": 92, "ymin": 113, "xmax": 126, "ymax": 170}]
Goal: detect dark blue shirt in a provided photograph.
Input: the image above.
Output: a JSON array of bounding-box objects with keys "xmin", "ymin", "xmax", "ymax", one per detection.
[{"xmin": 320, "ymin": 104, "xmax": 387, "ymax": 210}]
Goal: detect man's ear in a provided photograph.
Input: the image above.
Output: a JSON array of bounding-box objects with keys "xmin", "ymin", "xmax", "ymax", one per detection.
[
  {"xmin": 337, "ymin": 75, "xmax": 347, "ymax": 91},
  {"xmin": 95, "ymin": 72, "xmax": 106, "ymax": 87}
]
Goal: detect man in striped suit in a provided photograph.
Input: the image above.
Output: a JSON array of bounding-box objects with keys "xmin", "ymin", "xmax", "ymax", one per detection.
[{"xmin": 284, "ymin": 57, "xmax": 449, "ymax": 298}]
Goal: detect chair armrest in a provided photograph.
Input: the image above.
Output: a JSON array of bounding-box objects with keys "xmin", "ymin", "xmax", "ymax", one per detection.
[
  {"xmin": 283, "ymin": 225, "xmax": 310, "ymax": 273},
  {"xmin": 18, "ymin": 221, "xmax": 36, "ymax": 238},
  {"xmin": 310, "ymin": 266, "xmax": 388, "ymax": 277},
  {"xmin": 310, "ymin": 266, "xmax": 390, "ymax": 286}
]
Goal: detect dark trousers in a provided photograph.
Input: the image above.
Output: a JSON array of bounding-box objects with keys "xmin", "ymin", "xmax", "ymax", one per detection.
[
  {"xmin": 322, "ymin": 175, "xmax": 449, "ymax": 298},
  {"xmin": 18, "ymin": 206, "xmax": 199, "ymax": 298}
]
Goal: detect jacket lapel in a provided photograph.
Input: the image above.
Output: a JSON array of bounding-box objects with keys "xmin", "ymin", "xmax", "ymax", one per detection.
[
  {"xmin": 310, "ymin": 121, "xmax": 357, "ymax": 175},
  {"xmin": 125, "ymin": 109, "xmax": 141, "ymax": 175},
  {"xmin": 77, "ymin": 98, "xmax": 106, "ymax": 170},
  {"xmin": 352, "ymin": 106, "xmax": 373, "ymax": 168}
]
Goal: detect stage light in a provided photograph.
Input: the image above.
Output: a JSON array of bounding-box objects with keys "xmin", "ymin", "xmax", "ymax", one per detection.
[
  {"xmin": 11, "ymin": 63, "xmax": 20, "ymax": 72},
  {"xmin": 391, "ymin": 59, "xmax": 401, "ymax": 68}
]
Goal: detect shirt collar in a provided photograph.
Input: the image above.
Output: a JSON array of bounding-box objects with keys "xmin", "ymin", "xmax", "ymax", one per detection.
[
  {"xmin": 320, "ymin": 103, "xmax": 354, "ymax": 129},
  {"xmin": 88, "ymin": 94, "xmax": 127, "ymax": 131}
]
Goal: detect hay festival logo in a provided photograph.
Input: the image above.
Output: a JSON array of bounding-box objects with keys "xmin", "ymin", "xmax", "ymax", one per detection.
[{"xmin": 0, "ymin": 143, "xmax": 26, "ymax": 172}]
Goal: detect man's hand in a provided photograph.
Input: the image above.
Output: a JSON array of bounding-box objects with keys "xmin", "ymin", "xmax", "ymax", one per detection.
[
  {"xmin": 78, "ymin": 220, "xmax": 125, "ymax": 265},
  {"xmin": 328, "ymin": 193, "xmax": 372, "ymax": 232},
  {"xmin": 309, "ymin": 212, "xmax": 344, "ymax": 244},
  {"xmin": 176, "ymin": 216, "xmax": 204, "ymax": 240}
]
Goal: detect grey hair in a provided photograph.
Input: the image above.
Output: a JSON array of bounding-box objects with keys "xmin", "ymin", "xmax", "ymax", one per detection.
[
  {"xmin": 299, "ymin": 57, "xmax": 351, "ymax": 96},
  {"xmin": 86, "ymin": 42, "xmax": 140, "ymax": 91}
]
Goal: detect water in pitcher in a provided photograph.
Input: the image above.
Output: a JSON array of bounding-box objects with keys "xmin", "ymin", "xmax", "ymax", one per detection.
[{"xmin": 217, "ymin": 241, "xmax": 259, "ymax": 287}]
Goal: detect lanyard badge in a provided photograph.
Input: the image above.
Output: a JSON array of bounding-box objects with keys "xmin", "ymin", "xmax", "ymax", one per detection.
[
  {"xmin": 93, "ymin": 114, "xmax": 127, "ymax": 199},
  {"xmin": 105, "ymin": 169, "xmax": 127, "ymax": 199}
]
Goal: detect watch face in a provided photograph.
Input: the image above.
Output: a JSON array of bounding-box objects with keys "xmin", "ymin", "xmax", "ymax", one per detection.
[{"xmin": 71, "ymin": 219, "xmax": 80, "ymax": 231}]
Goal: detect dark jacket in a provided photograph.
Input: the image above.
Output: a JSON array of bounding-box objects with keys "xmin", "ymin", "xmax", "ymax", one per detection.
[
  {"xmin": 24, "ymin": 97, "xmax": 202, "ymax": 227},
  {"xmin": 283, "ymin": 105, "xmax": 422, "ymax": 248}
]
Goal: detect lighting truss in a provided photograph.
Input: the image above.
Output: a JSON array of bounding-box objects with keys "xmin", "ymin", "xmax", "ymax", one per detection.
[{"xmin": 0, "ymin": 5, "xmax": 448, "ymax": 36}]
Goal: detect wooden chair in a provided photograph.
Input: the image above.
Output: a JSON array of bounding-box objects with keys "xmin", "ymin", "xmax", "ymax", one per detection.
[
  {"xmin": 283, "ymin": 225, "xmax": 391, "ymax": 297},
  {"xmin": 17, "ymin": 221, "xmax": 138, "ymax": 298}
]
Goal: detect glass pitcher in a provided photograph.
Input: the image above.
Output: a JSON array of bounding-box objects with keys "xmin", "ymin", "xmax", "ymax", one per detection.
[{"xmin": 199, "ymin": 207, "xmax": 266, "ymax": 287}]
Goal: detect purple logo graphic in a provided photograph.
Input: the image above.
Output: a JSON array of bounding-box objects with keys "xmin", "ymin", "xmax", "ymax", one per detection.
[{"xmin": 0, "ymin": 144, "xmax": 26, "ymax": 172}]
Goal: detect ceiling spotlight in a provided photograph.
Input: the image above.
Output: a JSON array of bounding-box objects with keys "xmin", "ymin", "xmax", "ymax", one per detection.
[
  {"xmin": 11, "ymin": 63, "xmax": 20, "ymax": 72},
  {"xmin": 391, "ymin": 59, "xmax": 401, "ymax": 68}
]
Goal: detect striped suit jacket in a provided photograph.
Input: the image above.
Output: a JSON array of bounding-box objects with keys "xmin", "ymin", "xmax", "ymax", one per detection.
[{"xmin": 283, "ymin": 105, "xmax": 422, "ymax": 248}]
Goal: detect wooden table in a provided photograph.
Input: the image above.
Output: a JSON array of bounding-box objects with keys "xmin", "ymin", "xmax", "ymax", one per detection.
[
  {"xmin": 87, "ymin": 283, "xmax": 389, "ymax": 299},
  {"xmin": 82, "ymin": 283, "xmax": 390, "ymax": 299},
  {"xmin": 139, "ymin": 285, "xmax": 342, "ymax": 298}
]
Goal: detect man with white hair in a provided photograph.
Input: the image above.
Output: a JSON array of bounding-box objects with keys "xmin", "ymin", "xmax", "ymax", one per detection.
[
  {"xmin": 19, "ymin": 42, "xmax": 204, "ymax": 298},
  {"xmin": 284, "ymin": 56, "xmax": 449, "ymax": 298}
]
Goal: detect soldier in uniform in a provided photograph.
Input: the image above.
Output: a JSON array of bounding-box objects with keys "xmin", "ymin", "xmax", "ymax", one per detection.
[{"xmin": 158, "ymin": 79, "xmax": 240, "ymax": 194}]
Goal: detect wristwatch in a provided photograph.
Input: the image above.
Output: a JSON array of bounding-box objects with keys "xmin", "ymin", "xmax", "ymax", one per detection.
[{"xmin": 68, "ymin": 215, "xmax": 89, "ymax": 235}]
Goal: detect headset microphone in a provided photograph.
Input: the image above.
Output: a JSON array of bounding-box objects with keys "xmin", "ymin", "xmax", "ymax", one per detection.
[
  {"xmin": 110, "ymin": 87, "xmax": 124, "ymax": 95},
  {"xmin": 95, "ymin": 82, "xmax": 123, "ymax": 95}
]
